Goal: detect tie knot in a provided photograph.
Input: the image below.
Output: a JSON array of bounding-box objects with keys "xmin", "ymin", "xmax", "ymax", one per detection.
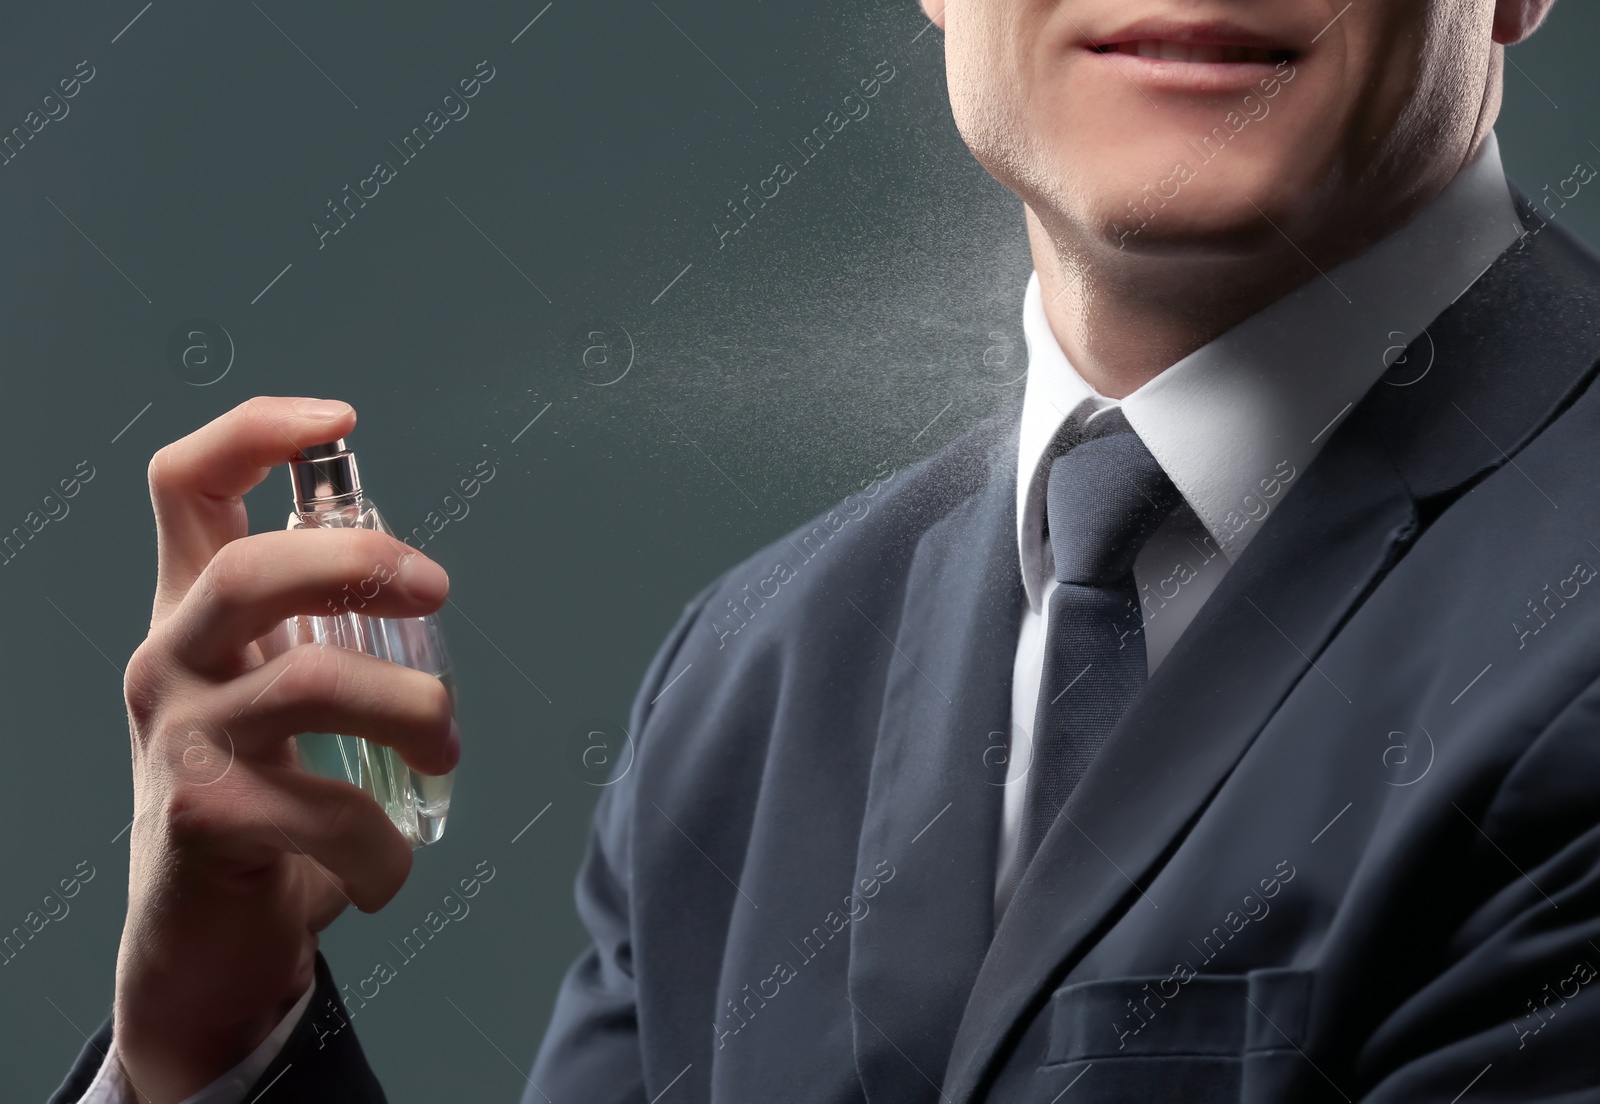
[{"xmin": 1046, "ymin": 430, "xmax": 1180, "ymax": 586}]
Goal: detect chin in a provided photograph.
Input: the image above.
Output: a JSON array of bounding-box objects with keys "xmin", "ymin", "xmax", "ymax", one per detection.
[
  {"xmin": 1123, "ymin": 170, "xmax": 1308, "ymax": 248},
  {"xmin": 1026, "ymin": 135, "xmax": 1333, "ymax": 263}
]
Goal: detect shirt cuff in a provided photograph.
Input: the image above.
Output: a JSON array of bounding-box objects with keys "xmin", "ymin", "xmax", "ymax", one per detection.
[{"xmin": 76, "ymin": 981, "xmax": 317, "ymax": 1104}]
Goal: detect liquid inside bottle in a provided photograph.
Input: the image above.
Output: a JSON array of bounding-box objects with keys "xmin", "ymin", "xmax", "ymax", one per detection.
[{"xmin": 284, "ymin": 440, "xmax": 455, "ymax": 847}]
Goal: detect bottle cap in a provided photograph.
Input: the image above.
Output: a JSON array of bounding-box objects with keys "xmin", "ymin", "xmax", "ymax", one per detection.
[{"xmin": 291, "ymin": 438, "xmax": 362, "ymax": 511}]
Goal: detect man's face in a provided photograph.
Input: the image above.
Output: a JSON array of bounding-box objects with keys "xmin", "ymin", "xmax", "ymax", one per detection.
[{"xmin": 938, "ymin": 0, "xmax": 1504, "ymax": 266}]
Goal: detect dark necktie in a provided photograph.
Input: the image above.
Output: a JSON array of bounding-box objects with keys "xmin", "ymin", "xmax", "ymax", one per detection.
[{"xmin": 1013, "ymin": 427, "xmax": 1181, "ymax": 880}]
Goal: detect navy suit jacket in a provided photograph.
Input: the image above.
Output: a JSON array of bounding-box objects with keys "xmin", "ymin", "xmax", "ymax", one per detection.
[{"xmin": 58, "ymin": 199, "xmax": 1600, "ymax": 1103}]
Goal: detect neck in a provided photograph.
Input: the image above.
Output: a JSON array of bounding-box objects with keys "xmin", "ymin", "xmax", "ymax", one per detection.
[
  {"xmin": 1024, "ymin": 139, "xmax": 1487, "ymax": 400},
  {"xmin": 1029, "ymin": 211, "xmax": 1329, "ymax": 399}
]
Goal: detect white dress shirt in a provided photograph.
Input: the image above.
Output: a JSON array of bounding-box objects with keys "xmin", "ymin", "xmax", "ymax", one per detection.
[
  {"xmin": 84, "ymin": 132, "xmax": 1523, "ymax": 1103},
  {"xmin": 993, "ymin": 131, "xmax": 1524, "ymax": 918}
]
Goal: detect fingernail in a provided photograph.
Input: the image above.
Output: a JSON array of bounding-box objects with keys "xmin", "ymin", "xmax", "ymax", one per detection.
[
  {"xmin": 293, "ymin": 398, "xmax": 352, "ymax": 419},
  {"xmin": 396, "ymin": 551, "xmax": 448, "ymax": 601}
]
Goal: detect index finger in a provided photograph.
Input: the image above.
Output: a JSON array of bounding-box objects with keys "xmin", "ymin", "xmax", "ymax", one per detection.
[{"xmin": 148, "ymin": 396, "xmax": 357, "ymax": 621}]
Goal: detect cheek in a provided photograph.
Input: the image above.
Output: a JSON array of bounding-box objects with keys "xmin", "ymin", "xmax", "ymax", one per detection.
[
  {"xmin": 942, "ymin": 0, "xmax": 1041, "ymax": 183},
  {"xmin": 1337, "ymin": 0, "xmax": 1474, "ymax": 138},
  {"xmin": 1323, "ymin": 6, "xmax": 1489, "ymax": 203}
]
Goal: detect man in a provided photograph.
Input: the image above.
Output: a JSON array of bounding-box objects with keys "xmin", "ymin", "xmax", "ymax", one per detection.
[{"xmin": 55, "ymin": 0, "xmax": 1600, "ymax": 1100}]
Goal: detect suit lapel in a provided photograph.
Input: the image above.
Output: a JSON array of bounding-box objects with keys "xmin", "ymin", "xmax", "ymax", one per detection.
[
  {"xmin": 942, "ymin": 200, "xmax": 1600, "ymax": 1102},
  {"xmin": 847, "ymin": 422, "xmax": 1023, "ymax": 1104}
]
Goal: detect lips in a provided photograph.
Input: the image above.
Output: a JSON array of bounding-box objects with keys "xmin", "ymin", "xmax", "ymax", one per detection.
[
  {"xmin": 1081, "ymin": 18, "xmax": 1299, "ymax": 67},
  {"xmin": 1091, "ymin": 40, "xmax": 1293, "ymax": 65}
]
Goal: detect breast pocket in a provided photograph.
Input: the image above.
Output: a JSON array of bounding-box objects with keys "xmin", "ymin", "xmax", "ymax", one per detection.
[{"xmin": 1035, "ymin": 967, "xmax": 1316, "ymax": 1104}]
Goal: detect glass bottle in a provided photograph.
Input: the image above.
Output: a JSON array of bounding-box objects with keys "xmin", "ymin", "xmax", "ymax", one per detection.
[{"xmin": 284, "ymin": 439, "xmax": 455, "ymax": 847}]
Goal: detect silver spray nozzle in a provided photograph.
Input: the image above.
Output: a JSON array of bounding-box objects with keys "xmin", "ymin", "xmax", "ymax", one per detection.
[{"xmin": 291, "ymin": 438, "xmax": 362, "ymax": 512}]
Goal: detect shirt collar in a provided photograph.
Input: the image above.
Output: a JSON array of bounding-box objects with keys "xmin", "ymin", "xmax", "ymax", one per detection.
[{"xmin": 1016, "ymin": 129, "xmax": 1525, "ymax": 612}]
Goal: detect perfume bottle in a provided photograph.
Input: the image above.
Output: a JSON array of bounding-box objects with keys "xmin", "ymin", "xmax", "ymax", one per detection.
[{"xmin": 285, "ymin": 439, "xmax": 455, "ymax": 847}]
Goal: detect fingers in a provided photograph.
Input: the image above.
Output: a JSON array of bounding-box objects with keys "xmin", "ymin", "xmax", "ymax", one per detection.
[
  {"xmin": 148, "ymin": 397, "xmax": 357, "ymax": 619},
  {"xmin": 218, "ymin": 643, "xmax": 459, "ymax": 777},
  {"xmin": 166, "ymin": 761, "xmax": 415, "ymax": 913},
  {"xmin": 161, "ymin": 527, "xmax": 448, "ymax": 676}
]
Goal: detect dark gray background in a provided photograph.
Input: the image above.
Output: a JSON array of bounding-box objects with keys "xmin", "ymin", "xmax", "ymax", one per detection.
[{"xmin": 2, "ymin": 1, "xmax": 1596, "ymax": 1098}]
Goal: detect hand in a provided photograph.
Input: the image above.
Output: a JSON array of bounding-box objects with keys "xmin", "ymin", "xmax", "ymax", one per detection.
[{"xmin": 112, "ymin": 397, "xmax": 459, "ymax": 1102}]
